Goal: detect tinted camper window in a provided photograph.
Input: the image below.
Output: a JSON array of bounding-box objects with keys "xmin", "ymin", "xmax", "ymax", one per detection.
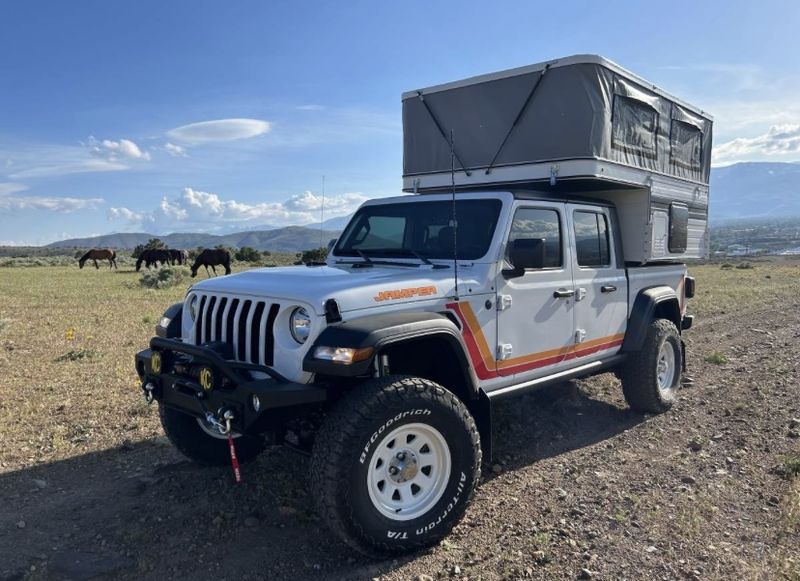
[
  {"xmin": 670, "ymin": 120, "xmax": 703, "ymax": 170},
  {"xmin": 668, "ymin": 203, "xmax": 689, "ymax": 253},
  {"xmin": 612, "ymin": 95, "xmax": 658, "ymax": 156}
]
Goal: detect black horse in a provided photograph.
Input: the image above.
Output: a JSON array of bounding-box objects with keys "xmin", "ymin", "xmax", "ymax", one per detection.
[
  {"xmin": 167, "ymin": 248, "xmax": 189, "ymax": 266},
  {"xmin": 135, "ymin": 249, "xmax": 172, "ymax": 271},
  {"xmin": 167, "ymin": 249, "xmax": 188, "ymax": 266},
  {"xmin": 191, "ymin": 248, "xmax": 232, "ymax": 278}
]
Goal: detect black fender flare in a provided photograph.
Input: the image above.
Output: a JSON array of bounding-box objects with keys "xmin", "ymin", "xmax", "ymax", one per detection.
[
  {"xmin": 303, "ymin": 311, "xmax": 480, "ymax": 396},
  {"xmin": 303, "ymin": 310, "xmax": 492, "ymax": 460},
  {"xmin": 621, "ymin": 286, "xmax": 681, "ymax": 352},
  {"xmin": 155, "ymin": 302, "xmax": 182, "ymax": 338}
]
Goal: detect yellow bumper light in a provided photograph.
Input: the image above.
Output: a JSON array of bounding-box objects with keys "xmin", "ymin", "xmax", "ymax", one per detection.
[
  {"xmin": 150, "ymin": 351, "xmax": 162, "ymax": 374},
  {"xmin": 313, "ymin": 346, "xmax": 374, "ymax": 365}
]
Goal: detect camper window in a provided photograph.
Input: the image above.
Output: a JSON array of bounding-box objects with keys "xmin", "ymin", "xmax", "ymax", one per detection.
[
  {"xmin": 573, "ymin": 211, "xmax": 610, "ymax": 268},
  {"xmin": 668, "ymin": 203, "xmax": 689, "ymax": 253},
  {"xmin": 612, "ymin": 95, "xmax": 658, "ymax": 157},
  {"xmin": 507, "ymin": 208, "xmax": 563, "ymax": 269},
  {"xmin": 670, "ymin": 120, "xmax": 703, "ymax": 170}
]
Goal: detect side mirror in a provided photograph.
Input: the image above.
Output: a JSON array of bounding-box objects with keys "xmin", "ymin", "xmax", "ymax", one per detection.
[
  {"xmin": 504, "ymin": 238, "xmax": 546, "ymax": 278},
  {"xmin": 327, "ymin": 238, "xmax": 337, "ymax": 252}
]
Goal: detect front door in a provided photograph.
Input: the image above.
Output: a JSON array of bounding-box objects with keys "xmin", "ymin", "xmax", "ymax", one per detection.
[{"xmin": 495, "ymin": 202, "xmax": 576, "ymax": 378}]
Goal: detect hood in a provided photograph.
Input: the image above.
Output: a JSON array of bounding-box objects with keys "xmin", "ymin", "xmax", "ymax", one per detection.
[{"xmin": 190, "ymin": 263, "xmax": 491, "ymax": 315}]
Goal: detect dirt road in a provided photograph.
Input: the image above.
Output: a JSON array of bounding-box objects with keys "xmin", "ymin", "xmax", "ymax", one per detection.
[{"xmin": 1, "ymin": 262, "xmax": 799, "ymax": 580}]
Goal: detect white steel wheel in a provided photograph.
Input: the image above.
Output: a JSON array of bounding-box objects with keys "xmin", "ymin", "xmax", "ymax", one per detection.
[
  {"xmin": 366, "ymin": 422, "xmax": 452, "ymax": 521},
  {"xmin": 656, "ymin": 340, "xmax": 677, "ymax": 394}
]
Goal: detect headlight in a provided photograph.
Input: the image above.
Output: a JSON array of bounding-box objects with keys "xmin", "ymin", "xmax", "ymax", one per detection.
[
  {"xmin": 313, "ymin": 346, "xmax": 374, "ymax": 364},
  {"xmin": 289, "ymin": 307, "xmax": 311, "ymax": 343},
  {"xmin": 188, "ymin": 295, "xmax": 198, "ymax": 321}
]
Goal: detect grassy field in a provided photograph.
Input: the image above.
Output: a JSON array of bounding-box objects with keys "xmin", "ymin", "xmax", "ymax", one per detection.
[
  {"xmin": 0, "ymin": 259, "xmax": 798, "ymax": 471},
  {"xmin": 1, "ymin": 259, "xmax": 799, "ymax": 580}
]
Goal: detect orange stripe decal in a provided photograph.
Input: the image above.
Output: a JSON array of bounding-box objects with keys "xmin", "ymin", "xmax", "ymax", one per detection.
[{"xmin": 447, "ymin": 301, "xmax": 623, "ymax": 380}]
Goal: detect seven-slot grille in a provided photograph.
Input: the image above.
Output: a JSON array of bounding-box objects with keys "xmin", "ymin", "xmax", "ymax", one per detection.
[{"xmin": 191, "ymin": 294, "xmax": 280, "ymax": 366}]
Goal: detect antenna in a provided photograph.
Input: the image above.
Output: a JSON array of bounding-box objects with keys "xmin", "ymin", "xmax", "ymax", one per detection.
[
  {"xmin": 319, "ymin": 175, "xmax": 325, "ymax": 249},
  {"xmin": 450, "ymin": 129, "xmax": 459, "ymax": 300}
]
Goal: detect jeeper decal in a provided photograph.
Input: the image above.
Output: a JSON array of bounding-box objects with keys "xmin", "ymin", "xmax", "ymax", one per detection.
[
  {"xmin": 374, "ymin": 285, "xmax": 438, "ymax": 302},
  {"xmin": 447, "ymin": 302, "xmax": 624, "ymax": 380}
]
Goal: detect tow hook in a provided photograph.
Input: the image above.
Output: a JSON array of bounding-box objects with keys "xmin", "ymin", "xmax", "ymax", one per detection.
[
  {"xmin": 204, "ymin": 408, "xmax": 235, "ymax": 436},
  {"xmin": 143, "ymin": 382, "xmax": 156, "ymax": 405}
]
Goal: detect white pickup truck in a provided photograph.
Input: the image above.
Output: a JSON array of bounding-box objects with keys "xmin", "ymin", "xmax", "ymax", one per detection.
[{"xmin": 135, "ymin": 55, "xmax": 708, "ymax": 555}]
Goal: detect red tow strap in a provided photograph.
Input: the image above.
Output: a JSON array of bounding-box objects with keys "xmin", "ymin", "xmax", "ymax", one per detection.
[{"xmin": 227, "ymin": 434, "xmax": 242, "ymax": 483}]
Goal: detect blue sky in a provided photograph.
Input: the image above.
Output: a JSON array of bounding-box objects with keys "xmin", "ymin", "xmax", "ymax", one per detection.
[{"xmin": 1, "ymin": 0, "xmax": 799, "ymax": 245}]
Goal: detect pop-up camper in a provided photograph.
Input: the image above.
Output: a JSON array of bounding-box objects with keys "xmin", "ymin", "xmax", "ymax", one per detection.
[{"xmin": 402, "ymin": 54, "xmax": 712, "ymax": 263}]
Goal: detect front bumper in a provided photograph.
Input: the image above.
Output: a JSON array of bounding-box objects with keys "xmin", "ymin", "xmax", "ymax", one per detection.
[{"xmin": 135, "ymin": 337, "xmax": 328, "ymax": 434}]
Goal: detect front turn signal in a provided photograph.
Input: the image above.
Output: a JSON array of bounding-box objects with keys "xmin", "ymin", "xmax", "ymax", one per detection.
[{"xmin": 313, "ymin": 346, "xmax": 374, "ymax": 365}]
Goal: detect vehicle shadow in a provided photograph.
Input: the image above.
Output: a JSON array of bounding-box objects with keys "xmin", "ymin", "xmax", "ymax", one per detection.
[
  {"xmin": 486, "ymin": 378, "xmax": 646, "ymax": 476},
  {"xmin": 0, "ymin": 378, "xmax": 646, "ymax": 581}
]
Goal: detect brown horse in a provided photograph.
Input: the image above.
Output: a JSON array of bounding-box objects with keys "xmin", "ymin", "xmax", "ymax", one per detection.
[
  {"xmin": 191, "ymin": 249, "xmax": 231, "ymax": 278},
  {"xmin": 79, "ymin": 248, "xmax": 117, "ymax": 269}
]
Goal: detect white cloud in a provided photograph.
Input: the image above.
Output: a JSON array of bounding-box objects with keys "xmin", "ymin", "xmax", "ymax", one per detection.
[
  {"xmin": 296, "ymin": 104, "xmax": 326, "ymax": 111},
  {"xmin": 2, "ymin": 142, "xmax": 132, "ymax": 180},
  {"xmin": 110, "ymin": 187, "xmax": 367, "ymax": 233},
  {"xmin": 0, "ymin": 192, "xmax": 104, "ymax": 213},
  {"xmin": 164, "ymin": 142, "xmax": 188, "ymax": 157},
  {"xmin": 0, "ymin": 182, "xmax": 29, "ymax": 195},
  {"xmin": 88, "ymin": 136, "xmax": 150, "ymax": 162},
  {"xmin": 166, "ymin": 119, "xmax": 271, "ymax": 145},
  {"xmin": 9, "ymin": 158, "xmax": 129, "ymax": 179},
  {"xmin": 713, "ymin": 124, "xmax": 800, "ymax": 165}
]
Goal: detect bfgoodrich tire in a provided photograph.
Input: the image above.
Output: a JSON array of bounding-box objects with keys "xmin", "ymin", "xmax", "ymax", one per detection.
[
  {"xmin": 619, "ymin": 318, "xmax": 682, "ymax": 413},
  {"xmin": 310, "ymin": 376, "xmax": 481, "ymax": 556},
  {"xmin": 159, "ymin": 405, "xmax": 265, "ymax": 466}
]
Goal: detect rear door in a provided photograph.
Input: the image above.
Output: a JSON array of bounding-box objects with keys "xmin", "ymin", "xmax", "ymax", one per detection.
[
  {"xmin": 495, "ymin": 202, "xmax": 576, "ymax": 378},
  {"xmin": 566, "ymin": 204, "xmax": 628, "ymax": 360}
]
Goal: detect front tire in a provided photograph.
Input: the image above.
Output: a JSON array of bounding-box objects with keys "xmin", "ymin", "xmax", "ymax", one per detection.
[
  {"xmin": 619, "ymin": 318, "xmax": 682, "ymax": 413},
  {"xmin": 310, "ymin": 376, "xmax": 481, "ymax": 556},
  {"xmin": 159, "ymin": 405, "xmax": 265, "ymax": 466}
]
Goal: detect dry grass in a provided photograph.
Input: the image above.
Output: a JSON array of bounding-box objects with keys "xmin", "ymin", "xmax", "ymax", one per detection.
[
  {"xmin": 688, "ymin": 260, "xmax": 800, "ymax": 317},
  {"xmin": 0, "ymin": 264, "xmax": 264, "ymax": 470},
  {"xmin": 1, "ymin": 259, "xmax": 797, "ymax": 473}
]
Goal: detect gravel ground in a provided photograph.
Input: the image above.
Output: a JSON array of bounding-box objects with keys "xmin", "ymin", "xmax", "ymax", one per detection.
[{"xmin": 1, "ymin": 261, "xmax": 799, "ymax": 580}]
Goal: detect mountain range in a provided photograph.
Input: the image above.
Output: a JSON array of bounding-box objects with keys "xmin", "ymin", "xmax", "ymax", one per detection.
[
  {"xmin": 43, "ymin": 162, "xmax": 800, "ymax": 250},
  {"xmin": 710, "ymin": 162, "xmax": 800, "ymax": 221},
  {"xmin": 47, "ymin": 226, "xmax": 342, "ymax": 253}
]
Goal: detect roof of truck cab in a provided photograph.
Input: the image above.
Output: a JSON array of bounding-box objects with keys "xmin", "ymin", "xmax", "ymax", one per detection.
[
  {"xmin": 358, "ymin": 189, "xmax": 616, "ymax": 209},
  {"xmin": 402, "ymin": 54, "xmax": 712, "ymax": 121}
]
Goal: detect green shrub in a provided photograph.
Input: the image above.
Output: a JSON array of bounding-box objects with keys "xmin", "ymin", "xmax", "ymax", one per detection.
[
  {"xmin": 704, "ymin": 352, "xmax": 729, "ymax": 365},
  {"xmin": 785, "ymin": 454, "xmax": 800, "ymax": 478},
  {"xmin": 234, "ymin": 246, "xmax": 261, "ymax": 263},
  {"xmin": 139, "ymin": 266, "xmax": 187, "ymax": 289}
]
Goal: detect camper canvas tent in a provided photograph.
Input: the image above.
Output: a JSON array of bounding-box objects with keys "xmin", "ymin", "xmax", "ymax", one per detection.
[{"xmin": 401, "ymin": 54, "xmax": 712, "ymax": 264}]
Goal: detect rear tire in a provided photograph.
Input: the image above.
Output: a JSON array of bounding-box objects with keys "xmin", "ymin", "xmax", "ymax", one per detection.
[
  {"xmin": 310, "ymin": 376, "xmax": 481, "ymax": 556},
  {"xmin": 159, "ymin": 405, "xmax": 265, "ymax": 466},
  {"xmin": 619, "ymin": 318, "xmax": 682, "ymax": 413}
]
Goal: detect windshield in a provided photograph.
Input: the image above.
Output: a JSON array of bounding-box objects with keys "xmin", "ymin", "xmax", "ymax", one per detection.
[{"xmin": 334, "ymin": 199, "xmax": 502, "ymax": 261}]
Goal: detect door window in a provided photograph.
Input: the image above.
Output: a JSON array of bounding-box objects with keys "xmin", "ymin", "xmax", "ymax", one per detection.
[
  {"xmin": 573, "ymin": 211, "xmax": 610, "ymax": 268},
  {"xmin": 507, "ymin": 208, "xmax": 562, "ymax": 268}
]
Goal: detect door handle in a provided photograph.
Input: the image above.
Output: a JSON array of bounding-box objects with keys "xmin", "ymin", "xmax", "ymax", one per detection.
[
  {"xmin": 601, "ymin": 285, "xmax": 617, "ymax": 293},
  {"xmin": 553, "ymin": 288, "xmax": 575, "ymax": 299}
]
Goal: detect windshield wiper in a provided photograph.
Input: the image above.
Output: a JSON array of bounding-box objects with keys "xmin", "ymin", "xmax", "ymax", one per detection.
[
  {"xmin": 355, "ymin": 250, "xmax": 374, "ymax": 266},
  {"xmin": 381, "ymin": 248, "xmax": 449, "ymax": 269}
]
